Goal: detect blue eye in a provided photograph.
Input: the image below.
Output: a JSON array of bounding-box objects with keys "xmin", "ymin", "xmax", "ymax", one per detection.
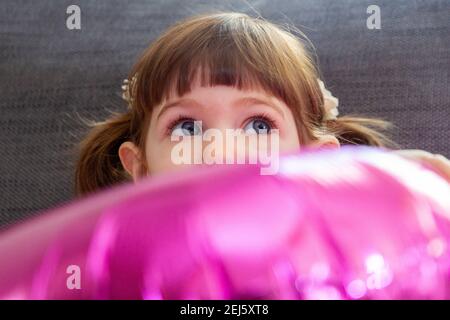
[
  {"xmin": 171, "ymin": 119, "xmax": 202, "ymax": 136},
  {"xmin": 244, "ymin": 118, "xmax": 273, "ymax": 134}
]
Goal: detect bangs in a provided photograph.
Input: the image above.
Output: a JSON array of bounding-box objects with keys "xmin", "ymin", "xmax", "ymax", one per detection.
[
  {"xmin": 130, "ymin": 12, "xmax": 314, "ymax": 112},
  {"xmin": 166, "ymin": 45, "xmax": 276, "ymax": 103}
]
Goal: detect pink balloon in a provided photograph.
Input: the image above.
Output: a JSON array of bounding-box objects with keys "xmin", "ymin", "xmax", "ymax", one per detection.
[{"xmin": 0, "ymin": 146, "xmax": 449, "ymax": 299}]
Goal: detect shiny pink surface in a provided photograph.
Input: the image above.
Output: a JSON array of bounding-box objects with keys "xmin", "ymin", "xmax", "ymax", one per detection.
[{"xmin": 0, "ymin": 146, "xmax": 449, "ymax": 299}]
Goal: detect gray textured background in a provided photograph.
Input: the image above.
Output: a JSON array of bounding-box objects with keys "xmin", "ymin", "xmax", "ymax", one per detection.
[{"xmin": 1, "ymin": 0, "xmax": 449, "ymax": 228}]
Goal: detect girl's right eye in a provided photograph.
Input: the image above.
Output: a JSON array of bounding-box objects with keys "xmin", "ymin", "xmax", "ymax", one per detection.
[{"xmin": 170, "ymin": 119, "xmax": 202, "ymax": 136}]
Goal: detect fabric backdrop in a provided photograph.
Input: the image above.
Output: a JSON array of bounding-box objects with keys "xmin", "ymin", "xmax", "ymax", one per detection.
[{"xmin": 1, "ymin": 0, "xmax": 449, "ymax": 228}]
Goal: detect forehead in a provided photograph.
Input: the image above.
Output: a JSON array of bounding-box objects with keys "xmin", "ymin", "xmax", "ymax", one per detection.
[{"xmin": 155, "ymin": 87, "xmax": 286, "ymax": 121}]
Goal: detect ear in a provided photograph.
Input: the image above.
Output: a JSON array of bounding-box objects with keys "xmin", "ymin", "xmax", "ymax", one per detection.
[
  {"xmin": 309, "ymin": 134, "xmax": 340, "ymax": 150},
  {"xmin": 118, "ymin": 141, "xmax": 143, "ymax": 182}
]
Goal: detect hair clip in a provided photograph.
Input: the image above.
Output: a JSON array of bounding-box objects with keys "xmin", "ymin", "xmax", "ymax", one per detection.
[
  {"xmin": 121, "ymin": 75, "xmax": 137, "ymax": 108},
  {"xmin": 317, "ymin": 78, "xmax": 339, "ymax": 121}
]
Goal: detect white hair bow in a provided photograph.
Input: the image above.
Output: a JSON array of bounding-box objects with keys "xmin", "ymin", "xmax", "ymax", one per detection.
[{"xmin": 317, "ymin": 79, "xmax": 339, "ymax": 120}]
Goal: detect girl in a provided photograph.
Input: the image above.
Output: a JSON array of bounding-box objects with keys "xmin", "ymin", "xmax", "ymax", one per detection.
[{"xmin": 75, "ymin": 12, "xmax": 450, "ymax": 196}]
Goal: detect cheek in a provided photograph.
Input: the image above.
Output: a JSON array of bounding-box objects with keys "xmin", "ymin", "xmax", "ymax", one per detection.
[
  {"xmin": 145, "ymin": 133, "xmax": 201, "ymax": 175},
  {"xmin": 144, "ymin": 118, "xmax": 178, "ymax": 175},
  {"xmin": 276, "ymin": 106, "xmax": 302, "ymax": 152},
  {"xmin": 273, "ymin": 136, "xmax": 300, "ymax": 157},
  {"xmin": 145, "ymin": 138, "xmax": 176, "ymax": 175},
  {"xmin": 278, "ymin": 120, "xmax": 301, "ymax": 153},
  {"xmin": 144, "ymin": 123, "xmax": 173, "ymax": 174}
]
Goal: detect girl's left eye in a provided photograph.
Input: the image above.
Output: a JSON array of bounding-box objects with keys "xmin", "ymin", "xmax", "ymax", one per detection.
[{"xmin": 243, "ymin": 116, "xmax": 276, "ymax": 134}]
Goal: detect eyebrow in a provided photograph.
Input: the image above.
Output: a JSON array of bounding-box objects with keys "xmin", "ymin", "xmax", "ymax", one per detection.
[
  {"xmin": 156, "ymin": 96, "xmax": 285, "ymax": 120},
  {"xmin": 234, "ymin": 97, "xmax": 285, "ymax": 119},
  {"xmin": 156, "ymin": 98, "xmax": 201, "ymax": 120}
]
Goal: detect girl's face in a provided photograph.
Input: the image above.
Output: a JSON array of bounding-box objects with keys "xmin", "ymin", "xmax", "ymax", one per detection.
[{"xmin": 119, "ymin": 79, "xmax": 339, "ymax": 179}]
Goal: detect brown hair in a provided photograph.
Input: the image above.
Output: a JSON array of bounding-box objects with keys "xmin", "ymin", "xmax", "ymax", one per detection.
[{"xmin": 75, "ymin": 12, "xmax": 394, "ymax": 196}]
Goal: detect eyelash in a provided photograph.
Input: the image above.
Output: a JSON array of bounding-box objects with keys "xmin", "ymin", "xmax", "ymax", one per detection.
[
  {"xmin": 245, "ymin": 112, "xmax": 278, "ymax": 130},
  {"xmin": 166, "ymin": 115, "xmax": 196, "ymax": 136},
  {"xmin": 165, "ymin": 112, "xmax": 278, "ymax": 136}
]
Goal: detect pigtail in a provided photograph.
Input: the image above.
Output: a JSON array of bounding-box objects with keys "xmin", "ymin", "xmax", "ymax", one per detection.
[
  {"xmin": 74, "ymin": 112, "xmax": 133, "ymax": 196},
  {"xmin": 326, "ymin": 115, "xmax": 397, "ymax": 148}
]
